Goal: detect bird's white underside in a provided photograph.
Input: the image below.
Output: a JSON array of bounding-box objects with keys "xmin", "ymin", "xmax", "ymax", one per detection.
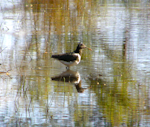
[{"xmin": 60, "ymin": 53, "xmax": 81, "ymax": 67}]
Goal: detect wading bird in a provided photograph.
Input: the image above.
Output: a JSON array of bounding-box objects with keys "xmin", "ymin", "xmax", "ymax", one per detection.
[{"xmin": 51, "ymin": 43, "xmax": 92, "ymax": 69}]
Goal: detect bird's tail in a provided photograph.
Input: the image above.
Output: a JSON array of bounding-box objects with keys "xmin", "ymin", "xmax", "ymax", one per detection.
[{"xmin": 51, "ymin": 55, "xmax": 60, "ymax": 59}]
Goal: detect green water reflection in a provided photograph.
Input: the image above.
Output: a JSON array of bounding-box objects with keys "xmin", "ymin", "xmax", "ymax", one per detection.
[{"xmin": 0, "ymin": 0, "xmax": 150, "ymax": 126}]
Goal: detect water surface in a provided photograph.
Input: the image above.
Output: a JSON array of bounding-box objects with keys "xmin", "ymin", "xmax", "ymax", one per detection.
[{"xmin": 0, "ymin": 0, "xmax": 150, "ymax": 126}]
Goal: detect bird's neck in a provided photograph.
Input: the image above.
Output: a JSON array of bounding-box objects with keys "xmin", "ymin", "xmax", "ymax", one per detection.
[{"xmin": 74, "ymin": 49, "xmax": 82, "ymax": 55}]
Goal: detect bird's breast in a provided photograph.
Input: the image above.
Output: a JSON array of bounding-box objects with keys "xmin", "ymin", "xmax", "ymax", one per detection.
[{"xmin": 74, "ymin": 53, "xmax": 81, "ymax": 64}]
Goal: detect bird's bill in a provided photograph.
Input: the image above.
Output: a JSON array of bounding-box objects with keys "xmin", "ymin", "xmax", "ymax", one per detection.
[{"xmin": 86, "ymin": 47, "xmax": 92, "ymax": 51}]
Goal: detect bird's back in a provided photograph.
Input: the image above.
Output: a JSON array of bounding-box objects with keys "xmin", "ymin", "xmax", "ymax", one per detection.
[{"xmin": 51, "ymin": 52, "xmax": 78, "ymax": 62}]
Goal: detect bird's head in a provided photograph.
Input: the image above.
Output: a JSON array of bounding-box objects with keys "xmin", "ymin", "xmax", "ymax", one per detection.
[{"xmin": 77, "ymin": 43, "xmax": 92, "ymax": 50}]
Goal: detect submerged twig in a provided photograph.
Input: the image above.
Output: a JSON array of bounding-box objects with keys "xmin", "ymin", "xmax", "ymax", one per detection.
[
  {"xmin": 0, "ymin": 47, "xmax": 7, "ymax": 53},
  {"xmin": 0, "ymin": 69, "xmax": 11, "ymax": 75},
  {"xmin": 0, "ymin": 70, "xmax": 12, "ymax": 78}
]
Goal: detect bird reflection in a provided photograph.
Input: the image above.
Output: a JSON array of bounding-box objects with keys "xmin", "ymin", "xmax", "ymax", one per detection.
[{"xmin": 51, "ymin": 70, "xmax": 90, "ymax": 93}]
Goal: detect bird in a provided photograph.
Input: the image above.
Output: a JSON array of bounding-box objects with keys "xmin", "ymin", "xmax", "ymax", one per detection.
[{"xmin": 51, "ymin": 43, "xmax": 92, "ymax": 69}]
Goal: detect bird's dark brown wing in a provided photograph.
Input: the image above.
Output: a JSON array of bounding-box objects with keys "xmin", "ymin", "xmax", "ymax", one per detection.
[{"xmin": 51, "ymin": 53, "xmax": 78, "ymax": 62}]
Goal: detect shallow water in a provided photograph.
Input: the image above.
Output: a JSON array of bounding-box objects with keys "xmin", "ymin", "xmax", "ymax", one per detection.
[{"xmin": 0, "ymin": 0, "xmax": 150, "ymax": 126}]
